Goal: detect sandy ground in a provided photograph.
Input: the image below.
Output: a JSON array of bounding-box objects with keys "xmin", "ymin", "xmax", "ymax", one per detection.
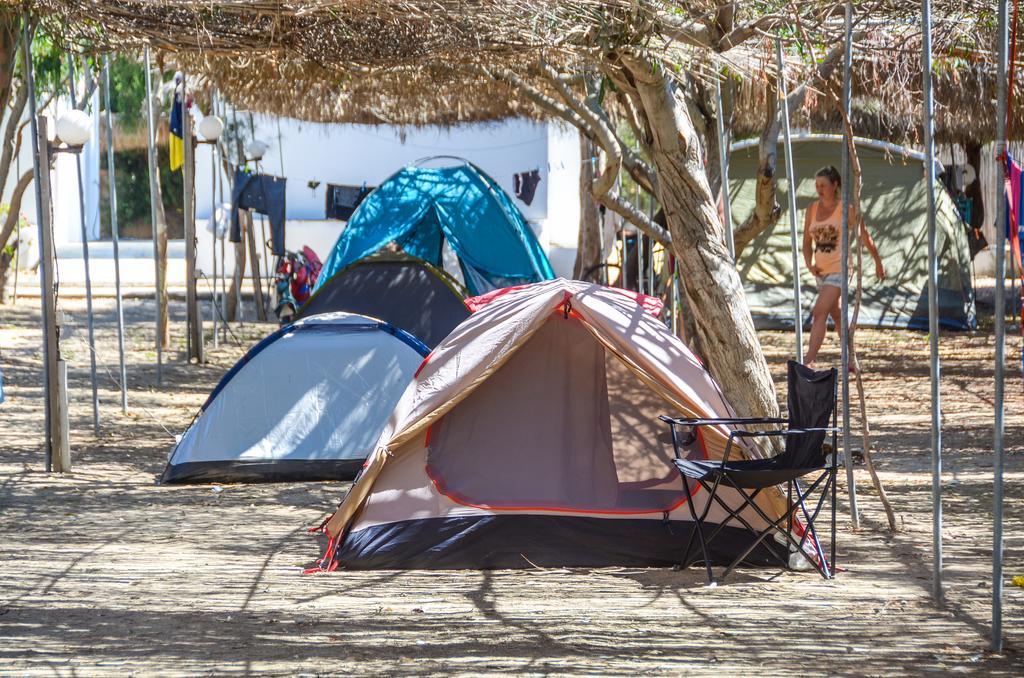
[{"xmin": 1, "ymin": 294, "xmax": 1023, "ymax": 676}]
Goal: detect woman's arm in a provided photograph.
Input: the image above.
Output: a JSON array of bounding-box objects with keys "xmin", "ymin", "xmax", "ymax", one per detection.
[{"xmin": 803, "ymin": 204, "xmax": 820, "ymax": 276}]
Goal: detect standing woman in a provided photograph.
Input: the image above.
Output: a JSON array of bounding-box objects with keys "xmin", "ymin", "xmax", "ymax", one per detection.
[{"xmin": 802, "ymin": 166, "xmax": 886, "ymax": 365}]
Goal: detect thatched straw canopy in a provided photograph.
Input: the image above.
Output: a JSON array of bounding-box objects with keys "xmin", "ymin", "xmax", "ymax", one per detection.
[
  {"xmin": 732, "ymin": 28, "xmax": 1024, "ymax": 146},
  {"xmin": 29, "ymin": 1, "xmax": 1014, "ymax": 142}
]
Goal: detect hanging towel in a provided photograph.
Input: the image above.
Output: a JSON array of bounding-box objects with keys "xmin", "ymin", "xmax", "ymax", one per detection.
[
  {"xmin": 513, "ymin": 169, "xmax": 541, "ymax": 206},
  {"xmin": 1004, "ymin": 153, "xmax": 1024, "ymax": 275},
  {"xmin": 169, "ymin": 90, "xmax": 185, "ymax": 172},
  {"xmin": 230, "ymin": 168, "xmax": 288, "ymax": 254},
  {"xmin": 326, "ymin": 182, "xmax": 373, "ymax": 221}
]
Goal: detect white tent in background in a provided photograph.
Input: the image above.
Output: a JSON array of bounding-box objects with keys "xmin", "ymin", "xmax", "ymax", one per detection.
[{"xmin": 160, "ymin": 313, "xmax": 428, "ymax": 484}]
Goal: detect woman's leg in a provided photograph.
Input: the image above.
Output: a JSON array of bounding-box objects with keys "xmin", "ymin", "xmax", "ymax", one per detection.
[
  {"xmin": 804, "ymin": 285, "xmax": 842, "ymax": 365},
  {"xmin": 829, "ymin": 296, "xmax": 843, "ymax": 333}
]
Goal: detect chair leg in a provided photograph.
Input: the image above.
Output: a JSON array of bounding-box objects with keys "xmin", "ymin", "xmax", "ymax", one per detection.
[
  {"xmin": 787, "ymin": 479, "xmax": 793, "ymax": 545},
  {"xmin": 722, "ymin": 473, "xmax": 832, "ymax": 580},
  {"xmin": 767, "ymin": 472, "xmax": 833, "ymax": 580},
  {"xmin": 831, "ymin": 464, "xmax": 837, "ymax": 574},
  {"xmin": 713, "ymin": 483, "xmax": 790, "ymax": 580},
  {"xmin": 679, "ymin": 478, "xmax": 699, "ymax": 568},
  {"xmin": 793, "ymin": 474, "xmax": 835, "ymax": 579},
  {"xmin": 683, "ymin": 477, "xmax": 715, "ymax": 584}
]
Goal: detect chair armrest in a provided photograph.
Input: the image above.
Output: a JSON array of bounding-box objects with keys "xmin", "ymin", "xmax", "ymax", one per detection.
[
  {"xmin": 728, "ymin": 427, "xmax": 838, "ymax": 438},
  {"xmin": 659, "ymin": 415, "xmax": 788, "ymax": 427}
]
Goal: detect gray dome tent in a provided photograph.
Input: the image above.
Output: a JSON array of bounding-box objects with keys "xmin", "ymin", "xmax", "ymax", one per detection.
[{"xmin": 296, "ymin": 255, "xmax": 470, "ymax": 348}]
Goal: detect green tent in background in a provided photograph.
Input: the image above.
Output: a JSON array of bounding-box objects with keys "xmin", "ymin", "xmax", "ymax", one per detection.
[{"xmin": 729, "ymin": 135, "xmax": 976, "ymax": 331}]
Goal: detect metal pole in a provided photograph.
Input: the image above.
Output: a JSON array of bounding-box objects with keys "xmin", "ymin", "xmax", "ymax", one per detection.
[
  {"xmin": 776, "ymin": 37, "xmax": 804, "ymax": 362},
  {"xmin": 992, "ymin": 0, "xmax": 1008, "ymax": 652},
  {"xmin": 211, "ymin": 110, "xmax": 219, "ymax": 349},
  {"xmin": 647, "ymin": 194, "xmax": 655, "ymax": 295},
  {"xmin": 217, "ymin": 96, "xmax": 227, "ymax": 341},
  {"xmin": 66, "ymin": 55, "xmax": 100, "ymax": 433},
  {"xmin": 634, "ymin": 179, "xmax": 643, "ymax": 293},
  {"xmin": 715, "ymin": 76, "xmax": 734, "ymax": 259},
  {"xmin": 206, "ymin": 92, "xmax": 217, "ymax": 350},
  {"xmin": 143, "ymin": 46, "xmax": 163, "ymax": 385},
  {"xmin": 840, "ymin": 0, "xmax": 860, "ymax": 528},
  {"xmin": 23, "ymin": 20, "xmax": 55, "ymax": 472},
  {"xmin": 921, "ymin": 0, "xmax": 943, "ymax": 605},
  {"xmin": 618, "ymin": 223, "xmax": 625, "ymax": 289},
  {"xmin": 671, "ymin": 260, "xmax": 680, "ymax": 336},
  {"xmin": 102, "ymin": 55, "xmax": 128, "ymax": 413}
]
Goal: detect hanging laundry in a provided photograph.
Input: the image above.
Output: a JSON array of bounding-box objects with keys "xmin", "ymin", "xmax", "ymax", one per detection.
[
  {"xmin": 513, "ymin": 169, "xmax": 541, "ymax": 206},
  {"xmin": 1003, "ymin": 151, "xmax": 1024, "ymax": 384},
  {"xmin": 325, "ymin": 182, "xmax": 373, "ymax": 221},
  {"xmin": 1004, "ymin": 152, "xmax": 1024, "ymax": 276},
  {"xmin": 231, "ymin": 168, "xmax": 287, "ymax": 255}
]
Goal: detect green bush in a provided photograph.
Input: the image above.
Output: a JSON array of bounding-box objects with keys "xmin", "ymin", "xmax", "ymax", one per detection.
[{"xmin": 99, "ymin": 145, "xmax": 184, "ymax": 240}]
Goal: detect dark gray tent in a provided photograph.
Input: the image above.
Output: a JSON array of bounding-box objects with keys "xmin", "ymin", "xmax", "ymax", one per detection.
[{"xmin": 296, "ymin": 255, "xmax": 470, "ymax": 348}]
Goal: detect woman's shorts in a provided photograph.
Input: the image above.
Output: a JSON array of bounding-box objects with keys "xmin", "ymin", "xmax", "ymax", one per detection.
[{"xmin": 815, "ymin": 273, "xmax": 844, "ymax": 289}]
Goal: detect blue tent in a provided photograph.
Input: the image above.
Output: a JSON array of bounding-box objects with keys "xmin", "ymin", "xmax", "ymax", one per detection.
[{"xmin": 317, "ymin": 163, "xmax": 555, "ymax": 295}]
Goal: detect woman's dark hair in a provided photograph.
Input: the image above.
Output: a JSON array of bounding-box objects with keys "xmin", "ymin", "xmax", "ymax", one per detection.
[{"xmin": 815, "ymin": 165, "xmax": 842, "ymax": 187}]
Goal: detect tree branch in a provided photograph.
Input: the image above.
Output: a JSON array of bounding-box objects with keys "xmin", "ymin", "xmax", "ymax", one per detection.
[
  {"xmin": 489, "ymin": 64, "xmax": 670, "ymax": 246},
  {"xmin": 486, "ymin": 66, "xmax": 588, "ymax": 129},
  {"xmin": 716, "ymin": 14, "xmax": 787, "ymax": 51},
  {"xmin": 646, "ymin": 6, "xmax": 714, "ymax": 49},
  {"xmin": 540, "ymin": 60, "xmax": 671, "ymax": 246},
  {"xmin": 0, "ymin": 75, "xmax": 28, "ymax": 191},
  {"xmin": 0, "ymin": 168, "xmax": 33, "ymax": 251}
]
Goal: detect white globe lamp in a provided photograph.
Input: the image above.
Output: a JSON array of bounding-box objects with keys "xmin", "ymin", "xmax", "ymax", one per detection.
[
  {"xmin": 198, "ymin": 115, "xmax": 224, "ymax": 142},
  {"xmin": 55, "ymin": 110, "xmax": 92, "ymax": 148},
  {"xmin": 246, "ymin": 139, "xmax": 268, "ymax": 161}
]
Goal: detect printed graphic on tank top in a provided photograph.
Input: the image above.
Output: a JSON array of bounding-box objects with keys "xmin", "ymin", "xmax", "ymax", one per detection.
[{"xmin": 809, "ymin": 202, "xmax": 842, "ymax": 275}]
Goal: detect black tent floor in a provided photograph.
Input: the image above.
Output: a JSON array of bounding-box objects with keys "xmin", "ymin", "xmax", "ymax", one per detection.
[
  {"xmin": 336, "ymin": 514, "xmax": 787, "ymax": 570},
  {"xmin": 159, "ymin": 459, "xmax": 364, "ymax": 484}
]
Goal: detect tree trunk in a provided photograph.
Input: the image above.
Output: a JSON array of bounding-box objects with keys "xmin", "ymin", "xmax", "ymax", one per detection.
[
  {"xmin": 573, "ymin": 136, "xmax": 603, "ymax": 279},
  {"xmin": 0, "ymin": 244, "xmax": 13, "ymax": 303},
  {"xmin": 963, "ymin": 140, "xmax": 985, "ymax": 232},
  {"xmin": 151, "ymin": 162, "xmax": 170, "ymax": 348},
  {"xmin": 0, "ymin": 13, "xmax": 20, "ymax": 122},
  {"xmin": 732, "ymin": 81, "xmax": 782, "ymax": 255},
  {"xmin": 147, "ymin": 92, "xmax": 171, "ymax": 348},
  {"xmin": 625, "ymin": 56, "xmax": 779, "ymax": 423},
  {"xmin": 732, "ymin": 148, "xmax": 782, "ymax": 254},
  {"xmin": 0, "ymin": 168, "xmax": 33, "ymax": 301}
]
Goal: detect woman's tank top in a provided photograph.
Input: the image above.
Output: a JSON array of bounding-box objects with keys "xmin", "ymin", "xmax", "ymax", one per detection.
[{"xmin": 808, "ymin": 201, "xmax": 843, "ymax": 275}]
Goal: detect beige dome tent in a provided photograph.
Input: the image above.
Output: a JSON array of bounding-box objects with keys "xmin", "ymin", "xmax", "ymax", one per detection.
[{"xmin": 316, "ymin": 280, "xmax": 788, "ymax": 570}]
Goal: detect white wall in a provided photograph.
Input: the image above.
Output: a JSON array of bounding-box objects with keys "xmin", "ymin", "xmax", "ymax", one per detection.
[
  {"xmin": 3, "ymin": 108, "xmax": 584, "ymax": 286},
  {"xmin": 542, "ymin": 121, "xmax": 582, "ymax": 277},
  {"xmin": 192, "ymin": 116, "xmax": 582, "ymax": 281},
  {"xmin": 1, "ymin": 93, "xmax": 101, "ymax": 250}
]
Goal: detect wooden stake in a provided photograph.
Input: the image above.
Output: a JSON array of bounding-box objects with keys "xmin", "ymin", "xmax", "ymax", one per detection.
[
  {"xmin": 243, "ymin": 209, "xmax": 267, "ymax": 321},
  {"xmin": 143, "ymin": 46, "xmax": 164, "ymax": 384},
  {"xmin": 34, "ymin": 115, "xmax": 67, "ymax": 472},
  {"xmin": 182, "ymin": 75, "xmax": 203, "ymax": 362}
]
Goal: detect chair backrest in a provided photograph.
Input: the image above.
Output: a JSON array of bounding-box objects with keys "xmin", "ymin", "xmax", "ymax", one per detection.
[{"xmin": 780, "ymin": 360, "xmax": 837, "ymax": 468}]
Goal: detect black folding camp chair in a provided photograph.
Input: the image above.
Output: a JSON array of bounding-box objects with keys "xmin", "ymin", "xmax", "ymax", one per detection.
[{"xmin": 659, "ymin": 361, "xmax": 839, "ymax": 584}]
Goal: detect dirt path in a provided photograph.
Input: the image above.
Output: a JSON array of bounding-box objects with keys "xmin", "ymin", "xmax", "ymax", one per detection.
[{"xmin": 1, "ymin": 296, "xmax": 1022, "ymax": 675}]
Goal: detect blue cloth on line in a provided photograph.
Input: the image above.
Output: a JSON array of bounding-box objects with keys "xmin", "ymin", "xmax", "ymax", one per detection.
[{"xmin": 230, "ymin": 169, "xmax": 287, "ymax": 255}]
